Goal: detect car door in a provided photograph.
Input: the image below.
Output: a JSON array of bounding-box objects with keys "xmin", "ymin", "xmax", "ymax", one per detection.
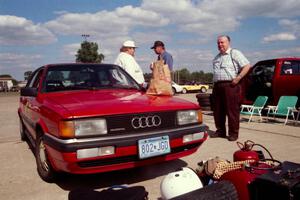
[
  {"xmin": 245, "ymin": 60, "xmax": 276, "ymax": 104},
  {"xmin": 21, "ymin": 68, "xmax": 44, "ymax": 140},
  {"xmin": 274, "ymin": 59, "xmax": 300, "ymax": 104}
]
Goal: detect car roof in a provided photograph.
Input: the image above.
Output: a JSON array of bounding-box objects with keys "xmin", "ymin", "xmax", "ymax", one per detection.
[{"xmin": 44, "ymin": 63, "xmax": 118, "ymax": 68}]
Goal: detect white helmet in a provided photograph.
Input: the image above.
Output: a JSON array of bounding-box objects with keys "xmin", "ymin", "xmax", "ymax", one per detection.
[{"xmin": 160, "ymin": 167, "xmax": 203, "ymax": 199}]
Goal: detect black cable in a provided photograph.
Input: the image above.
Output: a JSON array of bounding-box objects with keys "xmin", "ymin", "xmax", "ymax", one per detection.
[
  {"xmin": 253, "ymin": 143, "xmax": 274, "ymax": 161},
  {"xmin": 244, "ymin": 140, "xmax": 274, "ymax": 161}
]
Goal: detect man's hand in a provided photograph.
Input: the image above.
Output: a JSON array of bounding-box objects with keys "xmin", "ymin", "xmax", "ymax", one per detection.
[
  {"xmin": 232, "ymin": 64, "xmax": 251, "ymax": 86},
  {"xmin": 150, "ymin": 62, "xmax": 154, "ymax": 70},
  {"xmin": 232, "ymin": 75, "xmax": 242, "ymax": 85}
]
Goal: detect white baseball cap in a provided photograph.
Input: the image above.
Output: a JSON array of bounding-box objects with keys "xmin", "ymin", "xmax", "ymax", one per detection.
[{"xmin": 123, "ymin": 40, "xmax": 137, "ymax": 48}]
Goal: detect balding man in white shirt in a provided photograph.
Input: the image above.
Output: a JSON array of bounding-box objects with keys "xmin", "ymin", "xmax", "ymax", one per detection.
[{"xmin": 210, "ymin": 35, "xmax": 251, "ymax": 141}]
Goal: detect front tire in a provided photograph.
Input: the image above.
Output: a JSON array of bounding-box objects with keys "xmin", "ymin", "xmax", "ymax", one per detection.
[
  {"xmin": 172, "ymin": 87, "xmax": 176, "ymax": 95},
  {"xmin": 182, "ymin": 88, "xmax": 187, "ymax": 94},
  {"xmin": 200, "ymin": 87, "xmax": 207, "ymax": 93},
  {"xmin": 35, "ymin": 133, "xmax": 57, "ymax": 182}
]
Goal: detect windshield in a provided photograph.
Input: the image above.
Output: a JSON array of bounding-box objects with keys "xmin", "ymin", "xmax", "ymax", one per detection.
[
  {"xmin": 251, "ymin": 60, "xmax": 276, "ymax": 82},
  {"xmin": 42, "ymin": 64, "xmax": 140, "ymax": 92},
  {"xmin": 245, "ymin": 60, "xmax": 276, "ymax": 103}
]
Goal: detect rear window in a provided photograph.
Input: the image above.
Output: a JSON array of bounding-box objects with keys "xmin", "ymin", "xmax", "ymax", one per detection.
[{"xmin": 280, "ymin": 60, "xmax": 300, "ymax": 75}]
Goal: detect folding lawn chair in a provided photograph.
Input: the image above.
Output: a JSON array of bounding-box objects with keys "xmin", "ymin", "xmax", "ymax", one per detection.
[
  {"xmin": 267, "ymin": 96, "xmax": 298, "ymax": 125},
  {"xmin": 240, "ymin": 96, "xmax": 268, "ymax": 123}
]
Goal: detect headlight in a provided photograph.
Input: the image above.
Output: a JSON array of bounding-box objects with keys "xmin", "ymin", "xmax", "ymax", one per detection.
[
  {"xmin": 177, "ymin": 110, "xmax": 202, "ymax": 125},
  {"xmin": 59, "ymin": 118, "xmax": 107, "ymax": 138}
]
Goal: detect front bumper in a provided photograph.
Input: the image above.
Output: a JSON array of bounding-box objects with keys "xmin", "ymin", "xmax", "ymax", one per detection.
[{"xmin": 43, "ymin": 124, "xmax": 208, "ymax": 174}]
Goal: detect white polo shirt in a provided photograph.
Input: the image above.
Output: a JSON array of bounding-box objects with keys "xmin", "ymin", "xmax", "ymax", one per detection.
[
  {"xmin": 114, "ymin": 52, "xmax": 145, "ymax": 84},
  {"xmin": 213, "ymin": 48, "xmax": 250, "ymax": 82}
]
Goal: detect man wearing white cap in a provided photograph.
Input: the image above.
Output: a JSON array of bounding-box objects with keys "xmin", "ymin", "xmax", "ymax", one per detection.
[{"xmin": 114, "ymin": 40, "xmax": 145, "ymax": 85}]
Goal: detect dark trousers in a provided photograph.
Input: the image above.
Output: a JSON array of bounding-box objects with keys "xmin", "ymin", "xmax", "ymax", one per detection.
[{"xmin": 212, "ymin": 81, "xmax": 241, "ymax": 137}]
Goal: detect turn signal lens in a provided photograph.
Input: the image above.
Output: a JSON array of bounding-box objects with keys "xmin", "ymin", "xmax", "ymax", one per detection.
[
  {"xmin": 197, "ymin": 110, "xmax": 203, "ymax": 124},
  {"xmin": 59, "ymin": 118, "xmax": 107, "ymax": 138},
  {"xmin": 59, "ymin": 121, "xmax": 75, "ymax": 138}
]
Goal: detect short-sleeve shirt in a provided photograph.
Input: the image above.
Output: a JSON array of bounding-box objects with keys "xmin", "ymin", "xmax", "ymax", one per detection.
[
  {"xmin": 159, "ymin": 51, "xmax": 173, "ymax": 71},
  {"xmin": 213, "ymin": 48, "xmax": 250, "ymax": 82}
]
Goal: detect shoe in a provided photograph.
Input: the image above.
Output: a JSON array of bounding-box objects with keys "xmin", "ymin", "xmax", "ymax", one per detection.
[
  {"xmin": 210, "ymin": 132, "xmax": 226, "ymax": 138},
  {"xmin": 227, "ymin": 135, "xmax": 238, "ymax": 141}
]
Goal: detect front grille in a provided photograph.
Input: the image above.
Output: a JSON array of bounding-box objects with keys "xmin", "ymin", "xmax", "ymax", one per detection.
[
  {"xmin": 106, "ymin": 111, "xmax": 176, "ymax": 134},
  {"xmin": 77, "ymin": 143, "xmax": 200, "ymax": 168}
]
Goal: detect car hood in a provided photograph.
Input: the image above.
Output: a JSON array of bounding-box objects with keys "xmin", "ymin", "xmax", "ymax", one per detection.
[{"xmin": 43, "ymin": 89, "xmax": 199, "ymax": 118}]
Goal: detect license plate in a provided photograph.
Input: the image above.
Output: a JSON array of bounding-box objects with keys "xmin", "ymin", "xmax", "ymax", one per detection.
[{"xmin": 138, "ymin": 136, "xmax": 171, "ymax": 159}]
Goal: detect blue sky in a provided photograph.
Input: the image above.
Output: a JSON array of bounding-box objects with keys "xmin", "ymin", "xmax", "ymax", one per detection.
[{"xmin": 1, "ymin": 0, "xmax": 300, "ymax": 80}]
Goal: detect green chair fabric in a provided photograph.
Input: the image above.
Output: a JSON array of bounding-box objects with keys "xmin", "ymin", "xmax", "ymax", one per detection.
[
  {"xmin": 240, "ymin": 96, "xmax": 268, "ymax": 122},
  {"xmin": 267, "ymin": 96, "xmax": 298, "ymax": 125}
]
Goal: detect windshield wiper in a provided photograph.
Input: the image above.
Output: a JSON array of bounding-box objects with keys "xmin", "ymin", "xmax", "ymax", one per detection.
[{"xmin": 111, "ymin": 84, "xmax": 138, "ymax": 90}]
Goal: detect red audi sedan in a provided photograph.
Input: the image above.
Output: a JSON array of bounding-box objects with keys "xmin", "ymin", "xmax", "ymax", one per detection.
[{"xmin": 18, "ymin": 63, "xmax": 208, "ymax": 182}]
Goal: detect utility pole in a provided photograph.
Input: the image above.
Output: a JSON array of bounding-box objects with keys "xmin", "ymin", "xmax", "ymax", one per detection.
[{"xmin": 81, "ymin": 34, "xmax": 90, "ymax": 41}]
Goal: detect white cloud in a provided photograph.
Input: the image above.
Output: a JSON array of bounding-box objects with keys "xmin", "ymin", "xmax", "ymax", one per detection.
[
  {"xmin": 0, "ymin": 53, "xmax": 42, "ymax": 65},
  {"xmin": 62, "ymin": 43, "xmax": 81, "ymax": 57},
  {"xmin": 198, "ymin": 0, "xmax": 300, "ymax": 18},
  {"xmin": 262, "ymin": 33, "xmax": 297, "ymax": 43},
  {"xmin": 141, "ymin": 0, "xmax": 239, "ymax": 36},
  {"xmin": 279, "ymin": 19, "xmax": 300, "ymax": 35},
  {"xmin": 247, "ymin": 47, "xmax": 300, "ymax": 63},
  {"xmin": 0, "ymin": 15, "xmax": 56, "ymax": 45},
  {"xmin": 261, "ymin": 19, "xmax": 299, "ymax": 43},
  {"xmin": 115, "ymin": 5, "xmax": 169, "ymax": 26},
  {"xmin": 279, "ymin": 19, "xmax": 299, "ymax": 27},
  {"xmin": 132, "ymin": 31, "xmax": 171, "ymax": 46},
  {"xmin": 142, "ymin": 0, "xmax": 194, "ymax": 15},
  {"xmin": 45, "ymin": 5, "xmax": 169, "ymax": 38},
  {"xmin": 0, "ymin": 52, "xmax": 43, "ymax": 79},
  {"xmin": 142, "ymin": 0, "xmax": 300, "ymax": 36}
]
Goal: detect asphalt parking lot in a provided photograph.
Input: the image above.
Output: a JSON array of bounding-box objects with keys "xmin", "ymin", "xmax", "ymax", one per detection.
[{"xmin": 0, "ymin": 92, "xmax": 299, "ymax": 200}]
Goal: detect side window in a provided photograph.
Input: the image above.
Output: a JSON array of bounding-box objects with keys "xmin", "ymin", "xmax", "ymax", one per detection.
[
  {"xmin": 281, "ymin": 60, "xmax": 300, "ymax": 75},
  {"xmin": 28, "ymin": 69, "xmax": 44, "ymax": 88}
]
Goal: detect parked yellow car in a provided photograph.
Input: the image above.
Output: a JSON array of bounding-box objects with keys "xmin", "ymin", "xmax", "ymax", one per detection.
[{"xmin": 181, "ymin": 84, "xmax": 209, "ymax": 94}]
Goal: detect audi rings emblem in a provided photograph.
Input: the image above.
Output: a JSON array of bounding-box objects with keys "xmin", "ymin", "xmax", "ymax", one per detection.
[{"xmin": 131, "ymin": 115, "xmax": 162, "ymax": 129}]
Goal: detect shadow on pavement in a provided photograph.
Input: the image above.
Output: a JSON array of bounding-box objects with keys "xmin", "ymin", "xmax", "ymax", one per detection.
[
  {"xmin": 68, "ymin": 185, "xmax": 148, "ymax": 200},
  {"xmin": 54, "ymin": 159, "xmax": 187, "ymax": 197},
  {"xmin": 21, "ymin": 131, "xmax": 188, "ymax": 198}
]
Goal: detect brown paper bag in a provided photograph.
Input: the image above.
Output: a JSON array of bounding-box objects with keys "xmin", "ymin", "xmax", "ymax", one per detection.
[{"xmin": 146, "ymin": 60, "xmax": 173, "ymax": 96}]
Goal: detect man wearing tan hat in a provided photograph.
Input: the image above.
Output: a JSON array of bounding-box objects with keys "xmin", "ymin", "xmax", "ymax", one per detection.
[
  {"xmin": 115, "ymin": 40, "xmax": 145, "ymax": 85},
  {"xmin": 151, "ymin": 40, "xmax": 173, "ymax": 71}
]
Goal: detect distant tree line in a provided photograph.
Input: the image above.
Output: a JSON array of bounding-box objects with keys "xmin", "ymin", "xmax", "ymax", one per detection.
[{"xmin": 145, "ymin": 68, "xmax": 213, "ymax": 84}]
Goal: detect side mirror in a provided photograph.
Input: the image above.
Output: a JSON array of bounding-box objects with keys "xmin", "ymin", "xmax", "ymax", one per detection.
[
  {"xmin": 140, "ymin": 82, "xmax": 148, "ymax": 92},
  {"xmin": 20, "ymin": 87, "xmax": 38, "ymax": 97}
]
